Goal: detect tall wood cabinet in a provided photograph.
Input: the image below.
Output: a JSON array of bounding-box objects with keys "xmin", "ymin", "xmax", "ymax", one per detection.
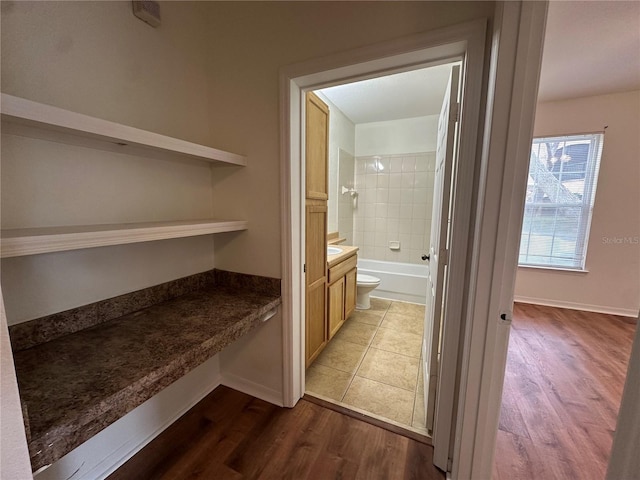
[{"xmin": 305, "ymin": 92, "xmax": 329, "ymax": 367}]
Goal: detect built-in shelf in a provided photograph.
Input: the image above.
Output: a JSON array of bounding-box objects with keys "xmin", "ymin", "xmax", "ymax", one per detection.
[
  {"xmin": 1, "ymin": 219, "xmax": 248, "ymax": 258},
  {"xmin": 1, "ymin": 93, "xmax": 247, "ymax": 166},
  {"xmin": 11, "ymin": 271, "xmax": 281, "ymax": 470}
]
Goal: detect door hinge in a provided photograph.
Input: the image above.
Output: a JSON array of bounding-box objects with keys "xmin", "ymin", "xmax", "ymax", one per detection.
[
  {"xmin": 452, "ymin": 102, "xmax": 460, "ymax": 123},
  {"xmin": 440, "ymin": 248, "xmax": 449, "ymax": 265},
  {"xmin": 303, "ymin": 264, "xmax": 306, "ymax": 273}
]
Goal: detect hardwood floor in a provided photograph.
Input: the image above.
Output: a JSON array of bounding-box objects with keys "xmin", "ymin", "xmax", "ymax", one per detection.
[
  {"xmin": 110, "ymin": 385, "xmax": 444, "ymax": 480},
  {"xmin": 493, "ymin": 303, "xmax": 636, "ymax": 480}
]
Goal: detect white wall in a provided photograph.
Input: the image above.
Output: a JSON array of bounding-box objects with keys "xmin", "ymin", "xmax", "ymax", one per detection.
[
  {"xmin": 355, "ymin": 115, "xmax": 439, "ymax": 156},
  {"xmin": 515, "ymin": 90, "xmax": 640, "ymax": 316},
  {"xmin": 315, "ymin": 92, "xmax": 356, "ymax": 234}
]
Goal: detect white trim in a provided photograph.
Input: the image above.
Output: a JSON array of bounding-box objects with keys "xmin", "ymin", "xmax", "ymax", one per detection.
[
  {"xmin": 221, "ymin": 372, "xmax": 284, "ymax": 407},
  {"xmin": 1, "ymin": 219, "xmax": 247, "ymax": 257},
  {"xmin": 518, "ymin": 264, "xmax": 589, "ymax": 273},
  {"xmin": 514, "ymin": 295, "xmax": 639, "ymax": 318},
  {"xmin": 280, "ymin": 18, "xmax": 489, "ymax": 473},
  {"xmin": 452, "ymin": 2, "xmax": 548, "ymax": 479},
  {"xmin": 1, "ymin": 93, "xmax": 246, "ymax": 166}
]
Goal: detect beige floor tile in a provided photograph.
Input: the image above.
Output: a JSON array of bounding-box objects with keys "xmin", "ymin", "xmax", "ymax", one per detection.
[
  {"xmin": 343, "ymin": 376, "xmax": 415, "ymax": 426},
  {"xmin": 369, "ymin": 297, "xmax": 391, "ymax": 312},
  {"xmin": 332, "ymin": 319, "xmax": 377, "ymax": 346},
  {"xmin": 388, "ymin": 301, "xmax": 426, "ymax": 317},
  {"xmin": 371, "ymin": 327, "xmax": 423, "ymax": 358},
  {"xmin": 305, "ymin": 363, "xmax": 353, "ymax": 402},
  {"xmin": 380, "ymin": 312, "xmax": 424, "ymax": 336},
  {"xmin": 412, "ymin": 394, "xmax": 428, "ymax": 432},
  {"xmin": 315, "ymin": 338, "xmax": 367, "ymax": 373},
  {"xmin": 349, "ymin": 310, "xmax": 384, "ymax": 327},
  {"xmin": 357, "ymin": 347, "xmax": 419, "ymax": 391}
]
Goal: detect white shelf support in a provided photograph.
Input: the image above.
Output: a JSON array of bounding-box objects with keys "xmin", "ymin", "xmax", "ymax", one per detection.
[
  {"xmin": 1, "ymin": 93, "xmax": 247, "ymax": 166},
  {"xmin": 1, "ymin": 219, "xmax": 248, "ymax": 258}
]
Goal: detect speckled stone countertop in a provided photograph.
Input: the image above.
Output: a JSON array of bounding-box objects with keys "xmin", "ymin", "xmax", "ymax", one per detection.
[
  {"xmin": 12, "ymin": 272, "xmax": 280, "ymax": 471},
  {"xmin": 327, "ymin": 245, "xmax": 358, "ymax": 268}
]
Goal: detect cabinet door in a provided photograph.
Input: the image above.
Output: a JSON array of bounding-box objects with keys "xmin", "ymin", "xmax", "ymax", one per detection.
[
  {"xmin": 328, "ymin": 277, "xmax": 345, "ymax": 340},
  {"xmin": 305, "ymin": 202, "xmax": 327, "ymax": 367},
  {"xmin": 344, "ymin": 267, "xmax": 357, "ymax": 319},
  {"xmin": 306, "ymin": 92, "xmax": 329, "ymax": 201}
]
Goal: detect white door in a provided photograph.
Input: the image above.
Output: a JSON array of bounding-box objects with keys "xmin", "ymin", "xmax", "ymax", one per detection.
[{"xmin": 422, "ymin": 65, "xmax": 460, "ymax": 471}]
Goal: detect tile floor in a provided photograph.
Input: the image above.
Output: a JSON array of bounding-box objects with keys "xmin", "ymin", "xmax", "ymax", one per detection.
[{"xmin": 305, "ymin": 297, "xmax": 429, "ymax": 436}]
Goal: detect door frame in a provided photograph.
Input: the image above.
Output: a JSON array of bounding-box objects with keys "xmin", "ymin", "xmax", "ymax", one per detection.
[
  {"xmin": 279, "ymin": 3, "xmax": 547, "ymax": 478},
  {"xmin": 281, "ymin": 15, "xmax": 486, "ymax": 459}
]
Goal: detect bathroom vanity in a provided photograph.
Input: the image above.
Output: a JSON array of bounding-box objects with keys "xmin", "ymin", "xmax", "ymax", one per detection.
[
  {"xmin": 327, "ymin": 246, "xmax": 358, "ymax": 340},
  {"xmin": 305, "ymin": 245, "xmax": 358, "ymax": 367}
]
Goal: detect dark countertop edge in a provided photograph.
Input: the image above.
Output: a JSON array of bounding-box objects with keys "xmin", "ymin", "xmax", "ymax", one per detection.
[{"xmin": 27, "ymin": 295, "xmax": 281, "ymax": 471}]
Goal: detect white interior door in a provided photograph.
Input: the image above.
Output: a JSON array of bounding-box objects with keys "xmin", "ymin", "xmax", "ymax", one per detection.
[{"xmin": 422, "ymin": 65, "xmax": 460, "ymax": 471}]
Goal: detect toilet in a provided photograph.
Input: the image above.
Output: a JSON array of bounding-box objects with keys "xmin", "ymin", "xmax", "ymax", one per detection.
[{"xmin": 356, "ymin": 274, "xmax": 381, "ymax": 310}]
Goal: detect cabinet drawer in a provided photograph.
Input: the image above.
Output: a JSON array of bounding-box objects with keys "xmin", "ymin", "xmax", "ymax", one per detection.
[{"xmin": 328, "ymin": 255, "xmax": 357, "ymax": 284}]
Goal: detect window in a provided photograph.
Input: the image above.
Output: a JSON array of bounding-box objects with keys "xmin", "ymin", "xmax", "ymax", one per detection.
[{"xmin": 519, "ymin": 133, "xmax": 603, "ymax": 269}]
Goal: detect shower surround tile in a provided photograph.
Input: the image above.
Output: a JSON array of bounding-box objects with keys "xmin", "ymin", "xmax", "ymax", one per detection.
[{"xmin": 353, "ymin": 152, "xmax": 436, "ymax": 264}]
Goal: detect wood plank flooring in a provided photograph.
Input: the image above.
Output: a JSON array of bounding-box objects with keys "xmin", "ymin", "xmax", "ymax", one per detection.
[
  {"xmin": 493, "ymin": 303, "xmax": 636, "ymax": 480},
  {"xmin": 110, "ymin": 385, "xmax": 444, "ymax": 480}
]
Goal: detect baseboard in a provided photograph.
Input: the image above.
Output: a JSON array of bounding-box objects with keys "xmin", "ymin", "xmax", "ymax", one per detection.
[
  {"xmin": 371, "ymin": 291, "xmax": 426, "ymax": 306},
  {"xmin": 513, "ymin": 295, "xmax": 639, "ymax": 319},
  {"xmin": 221, "ymin": 373, "xmax": 284, "ymax": 407},
  {"xmin": 86, "ymin": 374, "xmax": 222, "ymax": 480}
]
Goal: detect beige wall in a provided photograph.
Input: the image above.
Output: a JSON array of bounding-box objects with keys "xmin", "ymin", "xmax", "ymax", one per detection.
[
  {"xmin": 1, "ymin": 1, "xmax": 217, "ymax": 323},
  {"xmin": 515, "ymin": 90, "xmax": 640, "ymax": 316},
  {"xmin": 1, "ymin": 2, "xmax": 497, "ymax": 473}
]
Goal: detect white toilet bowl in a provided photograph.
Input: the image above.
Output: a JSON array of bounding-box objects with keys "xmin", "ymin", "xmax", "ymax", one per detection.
[{"xmin": 356, "ymin": 274, "xmax": 381, "ymax": 310}]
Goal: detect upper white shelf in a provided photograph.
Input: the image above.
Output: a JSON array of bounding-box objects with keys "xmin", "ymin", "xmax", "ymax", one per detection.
[
  {"xmin": 0, "ymin": 93, "xmax": 247, "ymax": 166},
  {"xmin": 1, "ymin": 219, "xmax": 248, "ymax": 258}
]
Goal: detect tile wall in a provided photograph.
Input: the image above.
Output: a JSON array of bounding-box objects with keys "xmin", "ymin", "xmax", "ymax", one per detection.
[{"xmin": 353, "ymin": 152, "xmax": 436, "ymax": 264}]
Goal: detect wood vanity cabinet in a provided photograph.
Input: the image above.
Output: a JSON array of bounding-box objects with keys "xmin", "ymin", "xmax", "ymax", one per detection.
[{"xmin": 327, "ymin": 254, "xmax": 357, "ymax": 340}]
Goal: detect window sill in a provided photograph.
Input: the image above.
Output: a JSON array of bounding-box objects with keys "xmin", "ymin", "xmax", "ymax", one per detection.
[{"xmin": 518, "ymin": 264, "xmax": 589, "ymax": 273}]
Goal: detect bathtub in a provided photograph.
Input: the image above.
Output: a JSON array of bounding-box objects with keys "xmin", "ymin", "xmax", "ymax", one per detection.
[{"xmin": 357, "ymin": 258, "xmax": 428, "ymax": 305}]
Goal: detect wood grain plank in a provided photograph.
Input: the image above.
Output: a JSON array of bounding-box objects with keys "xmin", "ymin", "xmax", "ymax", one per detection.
[{"xmin": 494, "ymin": 303, "xmax": 636, "ymax": 480}]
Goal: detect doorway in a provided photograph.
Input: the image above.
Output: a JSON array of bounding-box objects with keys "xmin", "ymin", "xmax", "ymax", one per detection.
[
  {"xmin": 302, "ymin": 63, "xmax": 459, "ymax": 440},
  {"xmin": 281, "ymin": 23, "xmax": 487, "ymax": 473}
]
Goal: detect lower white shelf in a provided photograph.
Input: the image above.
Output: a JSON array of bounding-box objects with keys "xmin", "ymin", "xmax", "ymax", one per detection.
[{"xmin": 0, "ymin": 219, "xmax": 248, "ymax": 257}]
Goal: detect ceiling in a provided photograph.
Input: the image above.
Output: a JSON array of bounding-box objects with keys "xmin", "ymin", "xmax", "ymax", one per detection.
[
  {"xmin": 538, "ymin": 0, "xmax": 640, "ymax": 102},
  {"xmin": 318, "ymin": 1, "xmax": 640, "ymax": 125}
]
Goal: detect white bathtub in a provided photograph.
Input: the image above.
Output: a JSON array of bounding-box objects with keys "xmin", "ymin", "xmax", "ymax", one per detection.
[{"xmin": 357, "ymin": 258, "xmax": 428, "ymax": 305}]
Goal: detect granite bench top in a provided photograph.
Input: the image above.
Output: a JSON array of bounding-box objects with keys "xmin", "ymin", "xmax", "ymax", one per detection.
[{"xmin": 12, "ymin": 279, "xmax": 280, "ymax": 471}]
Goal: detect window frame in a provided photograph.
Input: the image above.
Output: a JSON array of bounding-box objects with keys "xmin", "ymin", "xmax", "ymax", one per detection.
[{"xmin": 518, "ymin": 132, "xmax": 604, "ymax": 271}]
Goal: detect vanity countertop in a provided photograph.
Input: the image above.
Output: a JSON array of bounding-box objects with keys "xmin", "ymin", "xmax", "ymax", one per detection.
[
  {"xmin": 327, "ymin": 245, "xmax": 358, "ymax": 268},
  {"xmin": 12, "ymin": 271, "xmax": 280, "ymax": 471}
]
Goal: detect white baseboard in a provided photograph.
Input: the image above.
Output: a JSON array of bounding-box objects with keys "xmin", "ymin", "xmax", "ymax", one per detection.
[
  {"xmin": 513, "ymin": 295, "xmax": 639, "ymax": 319},
  {"xmin": 221, "ymin": 372, "xmax": 284, "ymax": 407}
]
